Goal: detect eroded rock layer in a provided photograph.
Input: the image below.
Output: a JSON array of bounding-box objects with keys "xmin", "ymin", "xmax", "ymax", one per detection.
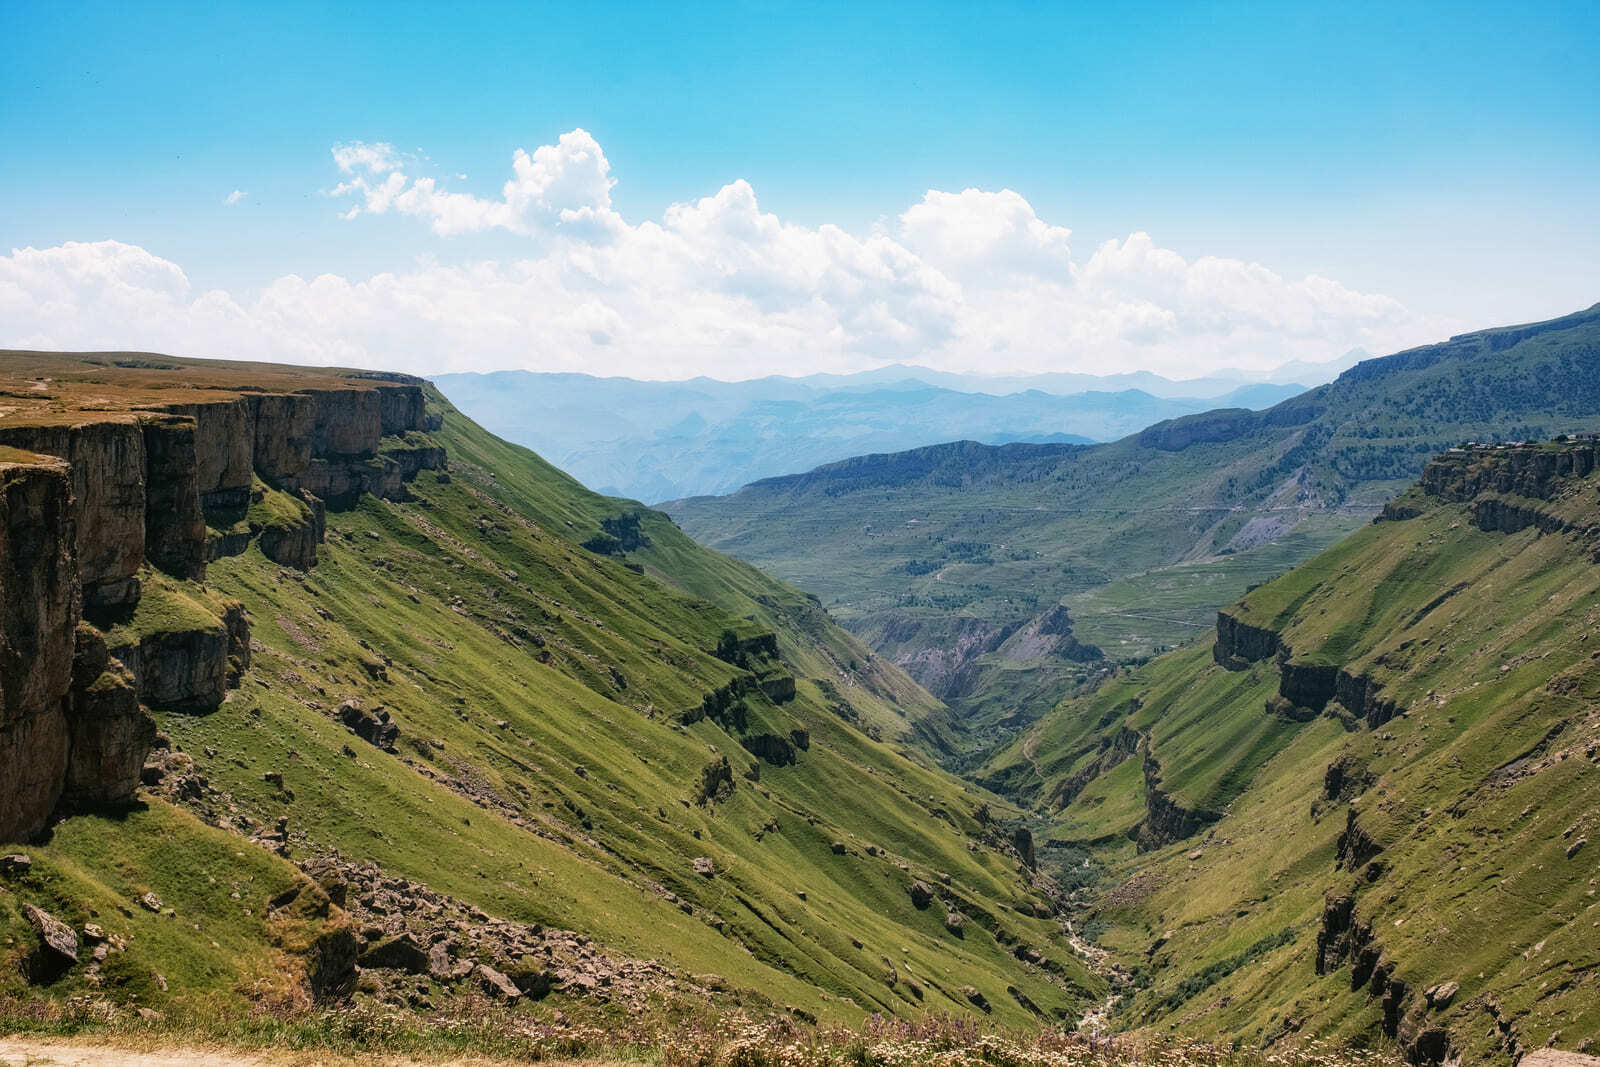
[{"xmin": 0, "ymin": 353, "xmax": 448, "ymax": 841}]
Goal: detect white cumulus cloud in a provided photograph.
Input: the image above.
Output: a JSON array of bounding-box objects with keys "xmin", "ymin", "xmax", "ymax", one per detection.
[
  {"xmin": 330, "ymin": 129, "xmax": 623, "ymax": 239},
  {"xmin": 1, "ymin": 130, "xmax": 1448, "ymax": 379}
]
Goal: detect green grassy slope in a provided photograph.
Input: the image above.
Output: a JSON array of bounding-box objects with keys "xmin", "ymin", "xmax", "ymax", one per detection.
[
  {"xmin": 667, "ymin": 304, "xmax": 1600, "ymax": 743},
  {"xmin": 982, "ymin": 440, "xmax": 1600, "ymax": 1062},
  {"xmin": 2, "ymin": 386, "xmax": 1095, "ymax": 1032},
  {"xmin": 434, "ymin": 392, "xmax": 961, "ymax": 756}
]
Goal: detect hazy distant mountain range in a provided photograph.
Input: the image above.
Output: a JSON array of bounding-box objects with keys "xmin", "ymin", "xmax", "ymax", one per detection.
[{"xmin": 432, "ymin": 357, "xmax": 1355, "ymax": 501}]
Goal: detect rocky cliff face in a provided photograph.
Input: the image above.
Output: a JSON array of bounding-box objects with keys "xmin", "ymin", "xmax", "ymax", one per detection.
[
  {"xmin": 0, "ymin": 422, "xmax": 146, "ymax": 615},
  {"xmin": 140, "ymin": 415, "xmax": 209, "ymax": 581},
  {"xmin": 1213, "ymin": 608, "xmax": 1405, "ymax": 731},
  {"xmin": 159, "ymin": 399, "xmax": 254, "ymax": 513},
  {"xmin": 0, "ymin": 455, "xmax": 78, "ymax": 841},
  {"xmin": 1212, "ymin": 609, "xmax": 1282, "ymax": 669},
  {"xmin": 62, "ymin": 623, "xmax": 151, "ymax": 808},
  {"xmin": 1136, "ymin": 753, "xmax": 1220, "ymax": 852},
  {"xmin": 1413, "ymin": 441, "xmax": 1600, "ymax": 558},
  {"xmin": 0, "ymin": 367, "xmax": 445, "ymax": 843},
  {"xmin": 1419, "ymin": 442, "xmax": 1597, "ymax": 503}
]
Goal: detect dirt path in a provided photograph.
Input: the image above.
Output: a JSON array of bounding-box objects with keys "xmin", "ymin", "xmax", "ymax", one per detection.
[{"xmin": 0, "ymin": 1039, "xmax": 625, "ymax": 1067}]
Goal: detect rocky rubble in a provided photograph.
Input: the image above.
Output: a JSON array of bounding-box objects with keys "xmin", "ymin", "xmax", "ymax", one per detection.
[{"xmin": 295, "ymin": 853, "xmax": 717, "ymax": 1010}]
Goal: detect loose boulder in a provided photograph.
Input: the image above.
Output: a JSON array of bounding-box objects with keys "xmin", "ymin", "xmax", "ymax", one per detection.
[
  {"xmin": 1426, "ymin": 980, "xmax": 1460, "ymax": 1010},
  {"xmin": 23, "ymin": 903, "xmax": 78, "ymax": 983},
  {"xmin": 337, "ymin": 700, "xmax": 399, "ymax": 752},
  {"xmin": 474, "ymin": 962, "xmax": 522, "ymax": 1001}
]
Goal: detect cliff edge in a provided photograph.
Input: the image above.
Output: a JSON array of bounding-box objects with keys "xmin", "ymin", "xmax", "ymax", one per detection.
[{"xmin": 0, "ymin": 352, "xmax": 445, "ymax": 840}]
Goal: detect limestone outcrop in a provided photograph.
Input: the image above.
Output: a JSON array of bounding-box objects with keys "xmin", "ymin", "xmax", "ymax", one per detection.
[
  {"xmin": 0, "ymin": 454, "xmax": 78, "ymax": 841},
  {"xmin": 247, "ymin": 392, "xmax": 315, "ymax": 482},
  {"xmin": 1214, "ymin": 608, "xmax": 1406, "ymax": 731},
  {"xmin": 140, "ymin": 415, "xmax": 208, "ymax": 581},
  {"xmin": 0, "ymin": 420, "xmax": 146, "ymax": 615},
  {"xmin": 61, "ymin": 623, "xmax": 152, "ymax": 808},
  {"xmin": 0, "ymin": 358, "xmax": 447, "ymax": 841},
  {"xmin": 158, "ymin": 399, "xmax": 254, "ymax": 513},
  {"xmin": 1212, "ymin": 609, "xmax": 1282, "ymax": 669},
  {"xmin": 1136, "ymin": 754, "xmax": 1221, "ymax": 852},
  {"xmin": 1420, "ymin": 442, "xmax": 1596, "ymax": 502}
]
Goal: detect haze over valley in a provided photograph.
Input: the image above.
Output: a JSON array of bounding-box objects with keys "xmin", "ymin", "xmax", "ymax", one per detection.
[{"xmin": 434, "ymin": 366, "xmax": 1313, "ymax": 501}]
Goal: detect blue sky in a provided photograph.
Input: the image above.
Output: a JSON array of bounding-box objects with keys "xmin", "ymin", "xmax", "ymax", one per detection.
[{"xmin": 2, "ymin": 1, "xmax": 1597, "ymax": 378}]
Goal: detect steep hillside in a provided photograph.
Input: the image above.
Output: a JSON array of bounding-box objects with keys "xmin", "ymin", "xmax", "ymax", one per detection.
[
  {"xmin": 984, "ymin": 438, "xmax": 1600, "ymax": 1063},
  {"xmin": 435, "ymin": 368, "xmax": 1305, "ymax": 503},
  {"xmin": 668, "ymin": 303, "xmax": 1600, "ymax": 745},
  {"xmin": 0, "ymin": 352, "xmax": 1096, "ymax": 1043}
]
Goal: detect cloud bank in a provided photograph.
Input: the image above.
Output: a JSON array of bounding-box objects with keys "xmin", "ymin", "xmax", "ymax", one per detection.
[{"xmin": 2, "ymin": 129, "xmax": 1443, "ymax": 379}]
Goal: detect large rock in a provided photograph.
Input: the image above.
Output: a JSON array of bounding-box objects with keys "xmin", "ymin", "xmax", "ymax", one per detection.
[
  {"xmin": 337, "ymin": 700, "xmax": 398, "ymax": 751},
  {"xmin": 22, "ymin": 903, "xmax": 78, "ymax": 982},
  {"xmin": 0, "ymin": 456, "xmax": 78, "ymax": 842},
  {"xmin": 223, "ymin": 602, "xmax": 250, "ymax": 688},
  {"xmin": 1013, "ymin": 826, "xmax": 1036, "ymax": 869},
  {"xmin": 112, "ymin": 596, "xmax": 245, "ymax": 712},
  {"xmin": 359, "ymin": 933, "xmax": 429, "ymax": 973},
  {"xmin": 473, "ymin": 962, "xmax": 522, "ymax": 1001},
  {"xmin": 256, "ymin": 489, "xmax": 323, "ymax": 570},
  {"xmin": 307, "ymin": 926, "xmax": 358, "ymax": 1000},
  {"xmin": 61, "ymin": 623, "xmax": 153, "ymax": 808}
]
